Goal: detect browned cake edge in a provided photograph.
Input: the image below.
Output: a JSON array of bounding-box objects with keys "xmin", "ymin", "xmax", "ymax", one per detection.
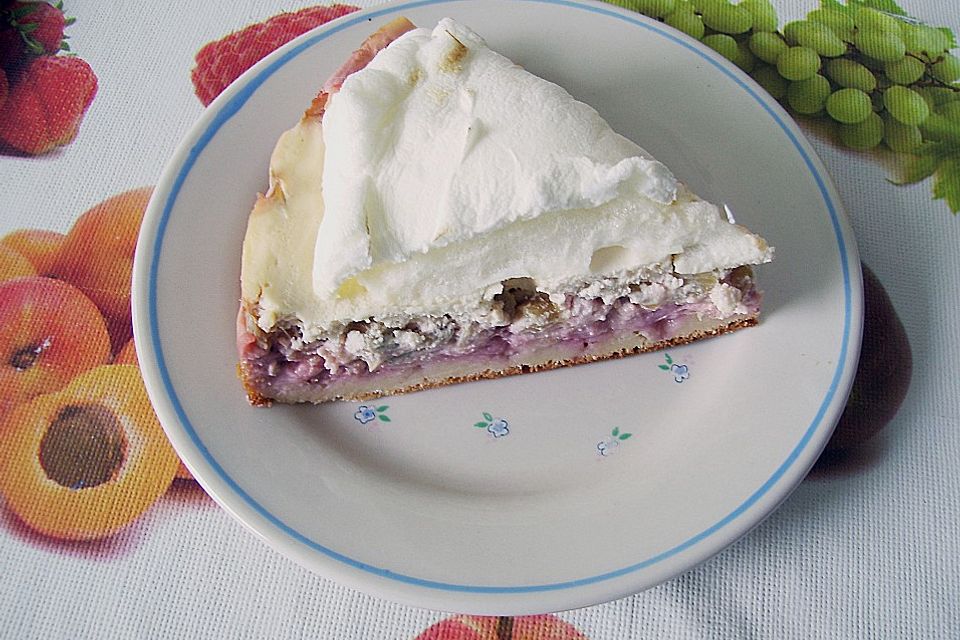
[{"xmin": 238, "ymin": 363, "xmax": 274, "ymax": 407}]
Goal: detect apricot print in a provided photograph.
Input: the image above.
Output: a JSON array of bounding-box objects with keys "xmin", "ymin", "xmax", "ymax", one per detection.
[
  {"xmin": 0, "ymin": 186, "xmax": 198, "ymax": 548},
  {"xmin": 51, "ymin": 187, "xmax": 153, "ymax": 351},
  {"xmin": 113, "ymin": 339, "xmax": 138, "ymax": 366},
  {"xmin": 0, "ymin": 245, "xmax": 36, "ymax": 283},
  {"xmin": 0, "ymin": 276, "xmax": 111, "ymax": 419},
  {"xmin": 0, "ymin": 229, "xmax": 66, "ymax": 276},
  {"xmin": 0, "ymin": 365, "xmax": 179, "ymax": 540}
]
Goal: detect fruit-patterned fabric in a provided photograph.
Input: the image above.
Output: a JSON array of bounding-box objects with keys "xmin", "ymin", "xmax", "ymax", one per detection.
[{"xmin": 1, "ymin": 0, "xmax": 958, "ymax": 638}]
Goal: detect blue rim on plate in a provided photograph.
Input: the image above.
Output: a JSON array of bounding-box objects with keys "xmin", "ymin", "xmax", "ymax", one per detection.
[{"xmin": 137, "ymin": 0, "xmax": 862, "ymax": 611}]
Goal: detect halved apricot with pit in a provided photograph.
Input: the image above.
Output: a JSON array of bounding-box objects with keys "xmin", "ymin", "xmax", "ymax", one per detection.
[{"xmin": 0, "ymin": 364, "xmax": 179, "ymax": 540}]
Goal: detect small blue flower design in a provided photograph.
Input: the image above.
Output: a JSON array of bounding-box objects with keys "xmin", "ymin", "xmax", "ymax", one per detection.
[
  {"xmin": 354, "ymin": 405, "xmax": 391, "ymax": 424},
  {"xmin": 354, "ymin": 406, "xmax": 376, "ymax": 424},
  {"xmin": 596, "ymin": 439, "xmax": 619, "ymax": 456},
  {"xmin": 658, "ymin": 353, "xmax": 689, "ymax": 383},
  {"xmin": 670, "ymin": 363, "xmax": 689, "ymax": 383},
  {"xmin": 474, "ymin": 412, "xmax": 509, "ymax": 438},
  {"xmin": 488, "ymin": 419, "xmax": 509, "ymax": 438},
  {"xmin": 597, "ymin": 426, "xmax": 632, "ymax": 456}
]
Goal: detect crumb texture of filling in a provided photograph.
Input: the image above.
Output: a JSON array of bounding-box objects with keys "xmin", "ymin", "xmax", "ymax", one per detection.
[{"xmin": 242, "ymin": 267, "xmax": 760, "ymax": 394}]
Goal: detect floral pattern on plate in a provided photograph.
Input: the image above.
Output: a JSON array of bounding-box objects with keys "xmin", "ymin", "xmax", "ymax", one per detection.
[
  {"xmin": 354, "ymin": 404, "xmax": 391, "ymax": 424},
  {"xmin": 597, "ymin": 426, "xmax": 632, "ymax": 457},
  {"xmin": 658, "ymin": 353, "xmax": 689, "ymax": 383},
  {"xmin": 474, "ymin": 412, "xmax": 510, "ymax": 438}
]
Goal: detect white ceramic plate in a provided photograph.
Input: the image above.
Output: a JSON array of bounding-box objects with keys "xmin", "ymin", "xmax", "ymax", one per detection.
[{"xmin": 133, "ymin": 0, "xmax": 862, "ymax": 615}]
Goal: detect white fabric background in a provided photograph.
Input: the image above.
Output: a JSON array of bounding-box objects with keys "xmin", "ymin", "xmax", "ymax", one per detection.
[{"xmin": 0, "ymin": 0, "xmax": 958, "ymax": 637}]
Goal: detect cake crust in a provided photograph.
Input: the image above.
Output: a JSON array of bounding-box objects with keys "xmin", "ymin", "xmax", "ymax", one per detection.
[{"xmin": 238, "ymin": 363, "xmax": 273, "ymax": 407}]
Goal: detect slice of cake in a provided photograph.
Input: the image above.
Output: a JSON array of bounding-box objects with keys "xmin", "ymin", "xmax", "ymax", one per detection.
[{"xmin": 238, "ymin": 17, "xmax": 774, "ymax": 405}]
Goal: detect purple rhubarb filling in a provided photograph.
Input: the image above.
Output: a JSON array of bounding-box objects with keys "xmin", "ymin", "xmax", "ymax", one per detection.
[{"xmin": 242, "ymin": 275, "xmax": 761, "ymax": 399}]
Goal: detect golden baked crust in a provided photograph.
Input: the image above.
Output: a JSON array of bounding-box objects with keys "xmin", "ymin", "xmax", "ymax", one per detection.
[{"xmin": 237, "ymin": 363, "xmax": 273, "ymax": 407}]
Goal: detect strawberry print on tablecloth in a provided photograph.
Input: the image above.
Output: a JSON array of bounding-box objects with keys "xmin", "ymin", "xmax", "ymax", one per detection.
[
  {"xmin": 191, "ymin": 4, "xmax": 358, "ymax": 106},
  {"xmin": 0, "ymin": 1, "xmax": 97, "ymax": 155}
]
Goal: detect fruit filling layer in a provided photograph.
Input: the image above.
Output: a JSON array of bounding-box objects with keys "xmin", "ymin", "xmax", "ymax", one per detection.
[{"xmin": 240, "ymin": 268, "xmax": 760, "ymax": 396}]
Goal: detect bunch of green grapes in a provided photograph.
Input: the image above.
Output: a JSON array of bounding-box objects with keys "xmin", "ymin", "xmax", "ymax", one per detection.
[{"xmin": 608, "ymin": 0, "xmax": 960, "ymax": 153}]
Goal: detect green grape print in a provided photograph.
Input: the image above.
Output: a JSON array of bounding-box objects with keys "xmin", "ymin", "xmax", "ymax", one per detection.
[{"xmin": 598, "ymin": 0, "xmax": 960, "ymax": 213}]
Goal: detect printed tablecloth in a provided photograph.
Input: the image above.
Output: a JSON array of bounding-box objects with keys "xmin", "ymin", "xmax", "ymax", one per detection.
[{"xmin": 0, "ymin": 0, "xmax": 958, "ymax": 637}]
